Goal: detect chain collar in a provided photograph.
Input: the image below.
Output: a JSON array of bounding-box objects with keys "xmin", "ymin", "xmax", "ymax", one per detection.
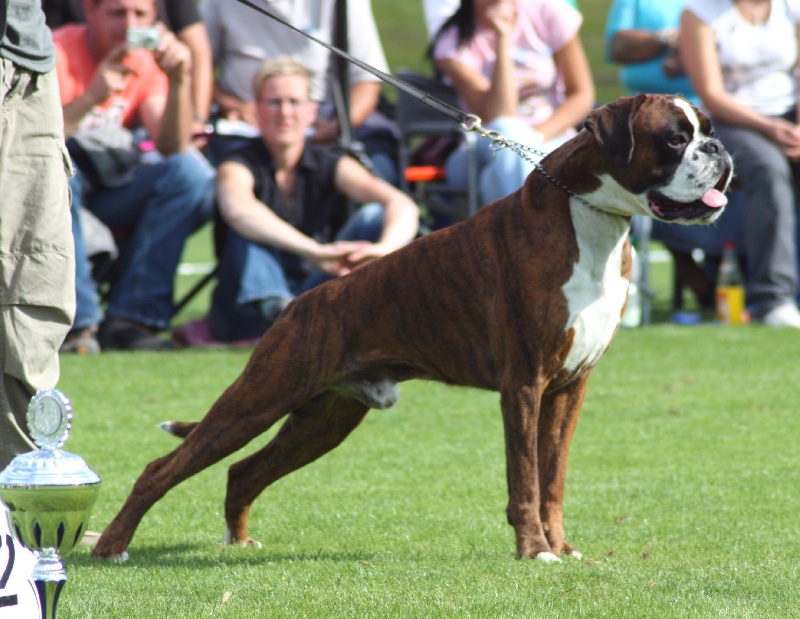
[{"xmin": 462, "ymin": 115, "xmax": 605, "ymax": 214}]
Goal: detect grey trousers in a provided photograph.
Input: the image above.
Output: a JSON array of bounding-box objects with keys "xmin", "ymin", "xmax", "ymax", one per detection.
[
  {"xmin": 0, "ymin": 60, "xmax": 75, "ymax": 469},
  {"xmin": 712, "ymin": 119, "xmax": 799, "ymax": 315}
]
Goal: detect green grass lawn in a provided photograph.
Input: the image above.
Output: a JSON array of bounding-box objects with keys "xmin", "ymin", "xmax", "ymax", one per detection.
[
  {"xmin": 57, "ymin": 325, "xmax": 800, "ymax": 618},
  {"xmin": 36, "ymin": 1, "xmax": 800, "ymax": 617}
]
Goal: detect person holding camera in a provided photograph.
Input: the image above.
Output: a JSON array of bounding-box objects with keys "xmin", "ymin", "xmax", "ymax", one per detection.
[
  {"xmin": 53, "ymin": 0, "xmax": 213, "ymax": 351},
  {"xmin": 43, "ymin": 0, "xmax": 214, "ymax": 145}
]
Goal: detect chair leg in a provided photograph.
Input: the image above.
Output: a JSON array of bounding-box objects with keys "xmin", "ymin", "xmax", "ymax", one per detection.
[
  {"xmin": 172, "ymin": 266, "xmax": 219, "ymax": 318},
  {"xmin": 670, "ymin": 250, "xmax": 715, "ymax": 310}
]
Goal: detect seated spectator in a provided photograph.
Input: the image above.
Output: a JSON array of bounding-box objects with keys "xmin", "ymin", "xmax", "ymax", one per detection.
[
  {"xmin": 428, "ymin": 0, "xmax": 594, "ymax": 207},
  {"xmin": 424, "ymin": 0, "xmax": 578, "ymax": 40},
  {"xmin": 207, "ymin": 57, "xmax": 419, "ymax": 343},
  {"xmin": 680, "ymin": 0, "xmax": 800, "ymax": 327},
  {"xmin": 200, "ymin": 0, "xmax": 399, "ymax": 185},
  {"xmin": 605, "ymin": 0, "xmax": 715, "ymax": 309},
  {"xmin": 605, "ymin": 0, "xmax": 695, "ymax": 102},
  {"xmin": 43, "ymin": 0, "xmax": 214, "ymax": 134},
  {"xmin": 55, "ymin": 0, "xmax": 213, "ymax": 351}
]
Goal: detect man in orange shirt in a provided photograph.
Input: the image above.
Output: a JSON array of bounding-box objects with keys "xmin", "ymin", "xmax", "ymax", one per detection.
[{"xmin": 55, "ymin": 0, "xmax": 212, "ymax": 350}]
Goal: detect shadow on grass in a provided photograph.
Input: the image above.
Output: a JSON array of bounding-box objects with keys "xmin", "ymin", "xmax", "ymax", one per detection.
[{"xmin": 71, "ymin": 544, "xmax": 382, "ymax": 570}]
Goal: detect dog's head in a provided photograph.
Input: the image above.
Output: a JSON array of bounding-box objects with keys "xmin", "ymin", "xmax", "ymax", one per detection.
[{"xmin": 582, "ymin": 94, "xmax": 733, "ymax": 224}]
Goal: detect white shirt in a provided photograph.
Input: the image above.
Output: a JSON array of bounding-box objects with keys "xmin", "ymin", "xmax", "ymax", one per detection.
[
  {"xmin": 684, "ymin": 0, "xmax": 800, "ymax": 116},
  {"xmin": 201, "ymin": 0, "xmax": 389, "ymax": 102}
]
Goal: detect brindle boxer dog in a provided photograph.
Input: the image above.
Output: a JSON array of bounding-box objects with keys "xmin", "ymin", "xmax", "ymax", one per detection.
[{"xmin": 92, "ymin": 94, "xmax": 733, "ymax": 562}]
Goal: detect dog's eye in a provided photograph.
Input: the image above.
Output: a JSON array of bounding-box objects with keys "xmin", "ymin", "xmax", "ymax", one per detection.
[{"xmin": 668, "ymin": 134, "xmax": 688, "ymax": 147}]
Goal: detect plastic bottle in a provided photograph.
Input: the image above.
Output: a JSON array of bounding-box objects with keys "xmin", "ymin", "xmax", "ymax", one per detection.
[
  {"xmin": 621, "ymin": 245, "xmax": 642, "ymax": 328},
  {"xmin": 715, "ymin": 241, "xmax": 746, "ymax": 324}
]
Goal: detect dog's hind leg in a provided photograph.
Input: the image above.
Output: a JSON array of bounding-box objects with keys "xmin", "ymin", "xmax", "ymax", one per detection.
[
  {"xmin": 537, "ymin": 374, "xmax": 590, "ymax": 559},
  {"xmin": 501, "ymin": 381, "xmax": 557, "ymax": 561},
  {"xmin": 91, "ymin": 384, "xmax": 307, "ymax": 560},
  {"xmin": 223, "ymin": 392, "xmax": 369, "ymax": 546}
]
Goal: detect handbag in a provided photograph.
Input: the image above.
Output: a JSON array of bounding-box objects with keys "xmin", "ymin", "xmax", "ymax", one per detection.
[{"xmin": 66, "ymin": 125, "xmax": 142, "ymax": 192}]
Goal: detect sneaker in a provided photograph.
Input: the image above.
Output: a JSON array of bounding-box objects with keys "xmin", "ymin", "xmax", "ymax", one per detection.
[
  {"xmin": 98, "ymin": 318, "xmax": 175, "ymax": 350},
  {"xmin": 60, "ymin": 326, "xmax": 101, "ymax": 354},
  {"xmin": 761, "ymin": 302, "xmax": 800, "ymax": 328}
]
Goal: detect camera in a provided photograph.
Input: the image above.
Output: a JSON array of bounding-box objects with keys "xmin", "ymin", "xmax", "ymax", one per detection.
[{"xmin": 126, "ymin": 27, "xmax": 161, "ymax": 51}]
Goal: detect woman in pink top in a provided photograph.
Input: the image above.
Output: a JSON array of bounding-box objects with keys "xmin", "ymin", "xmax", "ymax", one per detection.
[{"xmin": 430, "ymin": 0, "xmax": 594, "ymax": 206}]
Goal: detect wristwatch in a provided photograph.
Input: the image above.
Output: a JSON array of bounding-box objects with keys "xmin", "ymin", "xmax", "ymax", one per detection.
[{"xmin": 655, "ymin": 28, "xmax": 677, "ymax": 49}]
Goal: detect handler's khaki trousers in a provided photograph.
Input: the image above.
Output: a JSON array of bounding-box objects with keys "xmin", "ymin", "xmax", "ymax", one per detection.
[{"xmin": 0, "ymin": 59, "xmax": 75, "ymax": 469}]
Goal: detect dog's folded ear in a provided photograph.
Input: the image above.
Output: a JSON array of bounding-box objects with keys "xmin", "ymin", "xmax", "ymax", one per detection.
[{"xmin": 584, "ymin": 94, "xmax": 647, "ymax": 167}]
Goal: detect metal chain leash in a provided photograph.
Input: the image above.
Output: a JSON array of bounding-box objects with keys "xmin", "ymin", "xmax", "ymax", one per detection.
[{"xmin": 461, "ymin": 115, "xmax": 597, "ymax": 211}]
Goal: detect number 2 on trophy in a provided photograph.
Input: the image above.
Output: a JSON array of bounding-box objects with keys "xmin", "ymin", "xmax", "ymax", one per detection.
[{"xmin": 0, "ymin": 534, "xmax": 18, "ymax": 608}]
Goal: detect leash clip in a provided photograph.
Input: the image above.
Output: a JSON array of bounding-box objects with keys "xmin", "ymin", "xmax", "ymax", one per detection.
[
  {"xmin": 462, "ymin": 114, "xmax": 511, "ymax": 153},
  {"xmin": 460, "ymin": 114, "xmax": 482, "ymax": 133}
]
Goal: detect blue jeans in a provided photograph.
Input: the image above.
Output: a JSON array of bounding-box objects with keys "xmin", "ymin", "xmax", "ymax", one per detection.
[
  {"xmin": 445, "ymin": 116, "xmax": 570, "ymax": 206},
  {"xmin": 209, "ymin": 203, "xmax": 385, "ymax": 341},
  {"xmin": 72, "ymin": 152, "xmax": 214, "ymax": 330},
  {"xmin": 711, "ymin": 119, "xmax": 799, "ymax": 316}
]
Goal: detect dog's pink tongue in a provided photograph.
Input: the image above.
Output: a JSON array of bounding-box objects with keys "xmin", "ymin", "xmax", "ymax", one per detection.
[{"xmin": 701, "ymin": 189, "xmax": 727, "ymax": 208}]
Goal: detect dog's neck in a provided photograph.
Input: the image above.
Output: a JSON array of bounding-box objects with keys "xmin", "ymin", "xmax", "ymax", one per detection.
[{"xmin": 535, "ymin": 131, "xmax": 632, "ymax": 221}]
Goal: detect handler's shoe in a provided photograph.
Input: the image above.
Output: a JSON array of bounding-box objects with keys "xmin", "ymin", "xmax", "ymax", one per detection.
[
  {"xmin": 60, "ymin": 326, "xmax": 101, "ymax": 355},
  {"xmin": 762, "ymin": 302, "xmax": 800, "ymax": 328},
  {"xmin": 99, "ymin": 317, "xmax": 175, "ymax": 350}
]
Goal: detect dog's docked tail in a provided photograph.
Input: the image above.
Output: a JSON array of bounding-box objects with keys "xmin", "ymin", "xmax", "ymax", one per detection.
[{"xmin": 158, "ymin": 421, "xmax": 198, "ymax": 439}]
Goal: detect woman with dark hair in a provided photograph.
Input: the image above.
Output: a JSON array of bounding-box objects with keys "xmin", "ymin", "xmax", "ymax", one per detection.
[{"xmin": 429, "ymin": 0, "xmax": 594, "ymax": 206}]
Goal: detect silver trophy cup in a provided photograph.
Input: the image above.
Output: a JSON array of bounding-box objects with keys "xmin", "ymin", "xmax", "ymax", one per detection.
[{"xmin": 0, "ymin": 389, "xmax": 101, "ymax": 619}]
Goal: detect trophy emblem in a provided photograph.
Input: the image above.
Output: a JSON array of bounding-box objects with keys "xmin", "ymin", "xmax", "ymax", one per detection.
[{"xmin": 0, "ymin": 389, "xmax": 101, "ymax": 619}]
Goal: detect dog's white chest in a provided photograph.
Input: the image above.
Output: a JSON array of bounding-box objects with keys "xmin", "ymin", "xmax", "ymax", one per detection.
[{"xmin": 561, "ymin": 203, "xmax": 630, "ymax": 375}]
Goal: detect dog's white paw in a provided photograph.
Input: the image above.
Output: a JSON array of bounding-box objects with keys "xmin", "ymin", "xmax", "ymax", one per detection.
[
  {"xmin": 111, "ymin": 551, "xmax": 130, "ymax": 563},
  {"xmin": 535, "ymin": 552, "xmax": 562, "ymax": 563},
  {"xmin": 223, "ymin": 528, "xmax": 262, "ymax": 548},
  {"xmin": 566, "ymin": 549, "xmax": 583, "ymax": 560}
]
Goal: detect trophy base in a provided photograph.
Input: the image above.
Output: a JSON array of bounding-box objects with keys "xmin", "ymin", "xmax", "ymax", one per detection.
[
  {"xmin": 31, "ymin": 548, "xmax": 67, "ymax": 619},
  {"xmin": 34, "ymin": 579, "xmax": 65, "ymax": 619}
]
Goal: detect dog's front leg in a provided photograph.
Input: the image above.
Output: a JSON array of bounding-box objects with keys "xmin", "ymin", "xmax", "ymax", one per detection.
[
  {"xmin": 537, "ymin": 374, "xmax": 590, "ymax": 559},
  {"xmin": 501, "ymin": 383, "xmax": 556, "ymax": 561}
]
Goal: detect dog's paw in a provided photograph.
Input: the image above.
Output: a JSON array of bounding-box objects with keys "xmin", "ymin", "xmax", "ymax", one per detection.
[
  {"xmin": 223, "ymin": 537, "xmax": 262, "ymax": 549},
  {"xmin": 223, "ymin": 528, "xmax": 262, "ymax": 548},
  {"xmin": 535, "ymin": 552, "xmax": 562, "ymax": 563},
  {"xmin": 566, "ymin": 549, "xmax": 583, "ymax": 560},
  {"xmin": 90, "ymin": 547, "xmax": 130, "ymax": 562}
]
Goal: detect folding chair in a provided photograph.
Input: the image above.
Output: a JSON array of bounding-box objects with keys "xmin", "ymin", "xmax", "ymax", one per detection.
[{"xmin": 394, "ymin": 70, "xmax": 480, "ymax": 224}]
